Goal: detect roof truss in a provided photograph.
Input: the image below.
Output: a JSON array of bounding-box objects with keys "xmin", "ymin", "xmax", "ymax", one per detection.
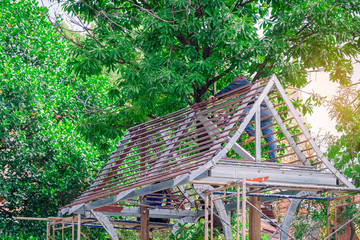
[{"xmin": 60, "ymin": 75, "xmax": 357, "ymax": 220}]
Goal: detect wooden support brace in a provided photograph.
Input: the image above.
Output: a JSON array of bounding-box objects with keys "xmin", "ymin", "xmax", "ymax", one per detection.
[
  {"xmin": 46, "ymin": 222, "xmax": 50, "ymax": 240},
  {"xmin": 249, "ymin": 188, "xmax": 261, "ymax": 240},
  {"xmin": 242, "ymin": 180, "xmax": 247, "ymax": 240},
  {"xmin": 72, "ymin": 216, "xmax": 75, "ymax": 240},
  {"xmin": 77, "ymin": 214, "xmax": 81, "ymax": 240},
  {"xmin": 140, "ymin": 205, "xmax": 150, "ymax": 240}
]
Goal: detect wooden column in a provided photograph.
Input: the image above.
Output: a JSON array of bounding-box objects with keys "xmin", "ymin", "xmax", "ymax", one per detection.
[
  {"xmin": 140, "ymin": 206, "xmax": 150, "ymax": 240},
  {"xmin": 77, "ymin": 214, "xmax": 81, "ymax": 240},
  {"xmin": 249, "ymin": 192, "xmax": 261, "ymax": 240},
  {"xmin": 327, "ymin": 199, "xmax": 331, "ymax": 236},
  {"xmin": 72, "ymin": 216, "xmax": 75, "ymax": 240},
  {"xmin": 46, "ymin": 222, "xmax": 50, "ymax": 240}
]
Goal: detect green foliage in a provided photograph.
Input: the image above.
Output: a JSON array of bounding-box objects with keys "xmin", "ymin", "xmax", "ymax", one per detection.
[
  {"xmin": 1, "ymin": 0, "xmax": 360, "ymax": 239},
  {"xmin": 52, "ymin": 0, "xmax": 360, "ymax": 142},
  {"xmin": 169, "ymin": 215, "xmax": 271, "ymax": 239},
  {"xmin": 292, "ymin": 196, "xmax": 360, "ymax": 239},
  {"xmin": 327, "ymin": 84, "xmax": 360, "ymax": 187},
  {"xmin": 169, "ymin": 219, "xmax": 223, "ymax": 240},
  {"xmin": 0, "ymin": 0, "xmax": 111, "ymax": 237}
]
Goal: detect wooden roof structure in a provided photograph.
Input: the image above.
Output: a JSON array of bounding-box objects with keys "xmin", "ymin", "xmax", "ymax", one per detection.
[{"xmin": 59, "ymin": 75, "xmax": 359, "ymax": 240}]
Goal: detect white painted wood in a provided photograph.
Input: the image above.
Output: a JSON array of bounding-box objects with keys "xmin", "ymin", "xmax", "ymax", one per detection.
[
  {"xmin": 264, "ymin": 96, "xmax": 312, "ymax": 166},
  {"xmin": 280, "ymin": 191, "xmax": 314, "ymax": 240},
  {"xmin": 170, "ymin": 216, "xmax": 198, "ymax": 239},
  {"xmin": 209, "ymin": 165, "xmax": 338, "ymax": 186},
  {"xmin": 273, "ymin": 76, "xmax": 356, "ymax": 188},
  {"xmin": 186, "ymin": 79, "xmax": 275, "ymax": 183},
  {"xmin": 100, "ymin": 207, "xmax": 196, "ymax": 218},
  {"xmin": 149, "ymin": 112, "xmax": 195, "ymax": 176},
  {"xmin": 90, "ymin": 210, "xmax": 119, "ymax": 240},
  {"xmin": 255, "ymin": 108, "xmax": 261, "ymax": 162},
  {"xmin": 197, "ymin": 117, "xmax": 255, "ymax": 160}
]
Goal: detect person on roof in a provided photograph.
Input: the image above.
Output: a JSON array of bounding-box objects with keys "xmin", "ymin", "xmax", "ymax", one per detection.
[{"xmin": 208, "ymin": 75, "xmax": 277, "ymax": 161}]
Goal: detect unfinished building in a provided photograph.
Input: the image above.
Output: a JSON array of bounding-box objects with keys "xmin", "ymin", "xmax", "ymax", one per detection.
[{"xmin": 46, "ymin": 75, "xmax": 360, "ymax": 239}]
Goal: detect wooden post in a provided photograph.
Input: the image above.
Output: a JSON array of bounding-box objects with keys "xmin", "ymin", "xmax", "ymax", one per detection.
[
  {"xmin": 46, "ymin": 222, "xmax": 50, "ymax": 240},
  {"xmin": 210, "ymin": 193, "xmax": 214, "ymax": 240},
  {"xmin": 249, "ymin": 188, "xmax": 261, "ymax": 240},
  {"xmin": 205, "ymin": 194, "xmax": 209, "ymax": 240},
  {"xmin": 77, "ymin": 214, "xmax": 81, "ymax": 240},
  {"xmin": 72, "ymin": 216, "xmax": 75, "ymax": 240},
  {"xmin": 140, "ymin": 205, "xmax": 150, "ymax": 240},
  {"xmin": 53, "ymin": 222, "xmax": 55, "ymax": 240},
  {"xmin": 241, "ymin": 180, "xmax": 247, "ymax": 239},
  {"xmin": 334, "ymin": 200, "xmax": 337, "ymax": 240},
  {"xmin": 236, "ymin": 185, "xmax": 240, "ymax": 240},
  {"xmin": 62, "ymin": 219, "xmax": 65, "ymax": 240},
  {"xmin": 327, "ymin": 199, "xmax": 331, "ymax": 237}
]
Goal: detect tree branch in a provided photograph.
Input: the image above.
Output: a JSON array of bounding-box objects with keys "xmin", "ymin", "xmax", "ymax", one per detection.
[
  {"xmin": 176, "ymin": 31, "xmax": 189, "ymax": 46},
  {"xmin": 231, "ymin": 0, "xmax": 241, "ymax": 12},
  {"xmin": 138, "ymin": 0, "xmax": 151, "ymax": 10},
  {"xmin": 129, "ymin": 0, "xmax": 175, "ymax": 23},
  {"xmin": 40, "ymin": 0, "xmax": 84, "ymax": 47},
  {"xmin": 206, "ymin": 66, "xmax": 233, "ymax": 89},
  {"xmin": 288, "ymin": 32, "xmax": 316, "ymax": 42},
  {"xmin": 252, "ymin": 57, "xmax": 269, "ymax": 82},
  {"xmin": 111, "ymin": 124, "xmax": 138, "ymax": 128},
  {"xmin": 239, "ymin": 0, "xmax": 256, "ymax": 7},
  {"xmin": 202, "ymin": 46, "xmax": 213, "ymax": 60},
  {"xmin": 79, "ymin": 0, "xmax": 142, "ymax": 37},
  {"xmin": 70, "ymin": 5, "xmax": 103, "ymax": 47}
]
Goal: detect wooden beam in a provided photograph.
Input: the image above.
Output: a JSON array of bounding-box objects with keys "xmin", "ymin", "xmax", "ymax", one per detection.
[
  {"xmin": 189, "ymin": 180, "xmax": 234, "ymax": 186},
  {"xmin": 249, "ymin": 188, "xmax": 261, "ymax": 240},
  {"xmin": 46, "ymin": 222, "xmax": 50, "ymax": 240},
  {"xmin": 140, "ymin": 206, "xmax": 150, "ymax": 240},
  {"xmin": 14, "ymin": 217, "xmax": 51, "ymax": 221},
  {"xmin": 77, "ymin": 214, "xmax": 81, "ymax": 240},
  {"xmin": 90, "ymin": 210, "xmax": 119, "ymax": 240},
  {"xmin": 273, "ymin": 76, "xmax": 356, "ymax": 188},
  {"xmin": 93, "ymin": 206, "xmax": 124, "ymax": 213}
]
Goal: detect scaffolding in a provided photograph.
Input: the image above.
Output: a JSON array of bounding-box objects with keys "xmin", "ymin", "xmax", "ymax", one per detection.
[
  {"xmin": 15, "ymin": 75, "xmax": 360, "ymax": 239},
  {"xmin": 203, "ymin": 180, "xmax": 360, "ymax": 239}
]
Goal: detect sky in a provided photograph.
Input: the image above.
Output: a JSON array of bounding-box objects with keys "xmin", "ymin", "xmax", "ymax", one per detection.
[
  {"xmin": 302, "ymin": 62, "xmax": 360, "ymax": 137},
  {"xmin": 38, "ymin": 0, "xmax": 84, "ymax": 31}
]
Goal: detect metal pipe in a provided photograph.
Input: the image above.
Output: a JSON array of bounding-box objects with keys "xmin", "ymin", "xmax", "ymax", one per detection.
[
  {"xmin": 268, "ymin": 227, "xmax": 280, "ymax": 239},
  {"xmin": 212, "ymin": 192, "xmax": 331, "ymax": 201}
]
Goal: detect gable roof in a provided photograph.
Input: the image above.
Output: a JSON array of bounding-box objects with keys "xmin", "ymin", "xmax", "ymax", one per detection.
[{"xmin": 60, "ymin": 75, "xmax": 356, "ymax": 216}]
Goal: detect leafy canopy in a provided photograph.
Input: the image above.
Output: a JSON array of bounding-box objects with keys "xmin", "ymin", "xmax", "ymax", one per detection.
[
  {"xmin": 54, "ymin": 0, "xmax": 360, "ymax": 128},
  {"xmin": 327, "ymin": 83, "xmax": 360, "ymax": 187},
  {"xmin": 0, "ymin": 0, "xmax": 110, "ymax": 237}
]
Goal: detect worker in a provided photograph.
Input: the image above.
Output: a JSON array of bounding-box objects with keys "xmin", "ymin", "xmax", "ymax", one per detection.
[{"xmin": 208, "ymin": 75, "xmax": 277, "ymax": 161}]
